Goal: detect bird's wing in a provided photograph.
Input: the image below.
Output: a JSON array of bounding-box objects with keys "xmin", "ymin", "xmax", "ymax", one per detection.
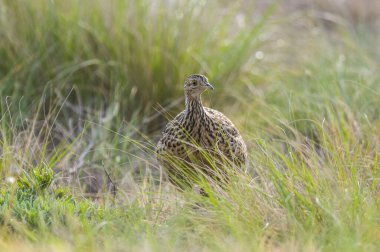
[
  {"xmin": 156, "ymin": 111, "xmax": 189, "ymax": 158},
  {"xmin": 204, "ymin": 107, "xmax": 247, "ymax": 164},
  {"xmin": 204, "ymin": 107, "xmax": 239, "ymax": 136}
]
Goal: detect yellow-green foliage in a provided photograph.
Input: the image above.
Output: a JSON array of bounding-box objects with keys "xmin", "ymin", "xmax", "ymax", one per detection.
[{"xmin": 0, "ymin": 0, "xmax": 380, "ymax": 251}]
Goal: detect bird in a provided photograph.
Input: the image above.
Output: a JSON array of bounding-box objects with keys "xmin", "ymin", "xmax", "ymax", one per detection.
[{"xmin": 156, "ymin": 74, "xmax": 247, "ymax": 191}]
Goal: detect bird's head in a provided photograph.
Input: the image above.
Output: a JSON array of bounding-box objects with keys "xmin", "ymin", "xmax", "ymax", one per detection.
[{"xmin": 184, "ymin": 74, "xmax": 214, "ymax": 97}]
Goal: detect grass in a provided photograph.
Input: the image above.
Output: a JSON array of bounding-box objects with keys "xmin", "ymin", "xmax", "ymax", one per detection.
[{"xmin": 1, "ymin": 0, "xmax": 380, "ymax": 251}]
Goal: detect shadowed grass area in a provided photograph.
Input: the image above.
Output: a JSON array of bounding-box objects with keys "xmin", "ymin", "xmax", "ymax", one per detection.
[
  {"xmin": 0, "ymin": 0, "xmax": 275, "ymax": 122},
  {"xmin": 1, "ymin": 0, "xmax": 380, "ymax": 251}
]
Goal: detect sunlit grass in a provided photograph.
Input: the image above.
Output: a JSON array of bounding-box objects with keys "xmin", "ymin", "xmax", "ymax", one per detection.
[{"xmin": 0, "ymin": 0, "xmax": 380, "ymax": 251}]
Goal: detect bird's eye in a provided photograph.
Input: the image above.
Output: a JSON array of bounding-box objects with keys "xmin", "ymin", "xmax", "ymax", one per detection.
[{"xmin": 192, "ymin": 81, "xmax": 196, "ymax": 86}]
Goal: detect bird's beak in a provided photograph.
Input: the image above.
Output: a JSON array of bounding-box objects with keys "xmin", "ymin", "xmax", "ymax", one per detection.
[{"xmin": 205, "ymin": 82, "xmax": 214, "ymax": 90}]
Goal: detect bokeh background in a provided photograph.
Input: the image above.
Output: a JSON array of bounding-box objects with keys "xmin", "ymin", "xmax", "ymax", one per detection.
[{"xmin": 0, "ymin": 0, "xmax": 380, "ymax": 251}]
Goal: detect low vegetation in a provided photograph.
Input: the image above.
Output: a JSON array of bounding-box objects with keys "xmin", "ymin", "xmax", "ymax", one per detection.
[{"xmin": 0, "ymin": 0, "xmax": 379, "ymax": 251}]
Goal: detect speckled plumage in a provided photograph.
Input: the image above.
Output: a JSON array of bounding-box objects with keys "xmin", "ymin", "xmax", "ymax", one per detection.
[{"xmin": 156, "ymin": 74, "xmax": 247, "ymax": 188}]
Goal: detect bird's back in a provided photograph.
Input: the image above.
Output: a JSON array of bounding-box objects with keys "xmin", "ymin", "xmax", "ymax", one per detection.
[
  {"xmin": 156, "ymin": 111, "xmax": 189, "ymax": 158},
  {"xmin": 156, "ymin": 107, "xmax": 247, "ymax": 166},
  {"xmin": 202, "ymin": 107, "xmax": 247, "ymax": 165}
]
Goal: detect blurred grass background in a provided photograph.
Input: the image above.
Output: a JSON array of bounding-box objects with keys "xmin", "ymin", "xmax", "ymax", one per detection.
[{"xmin": 0, "ymin": 0, "xmax": 380, "ymax": 251}]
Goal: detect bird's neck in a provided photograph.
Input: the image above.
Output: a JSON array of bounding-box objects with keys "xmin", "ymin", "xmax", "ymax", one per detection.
[{"xmin": 185, "ymin": 92, "xmax": 204, "ymax": 118}]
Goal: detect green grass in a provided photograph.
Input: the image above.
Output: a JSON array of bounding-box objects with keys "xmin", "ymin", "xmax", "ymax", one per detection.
[{"xmin": 1, "ymin": 0, "xmax": 380, "ymax": 251}]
